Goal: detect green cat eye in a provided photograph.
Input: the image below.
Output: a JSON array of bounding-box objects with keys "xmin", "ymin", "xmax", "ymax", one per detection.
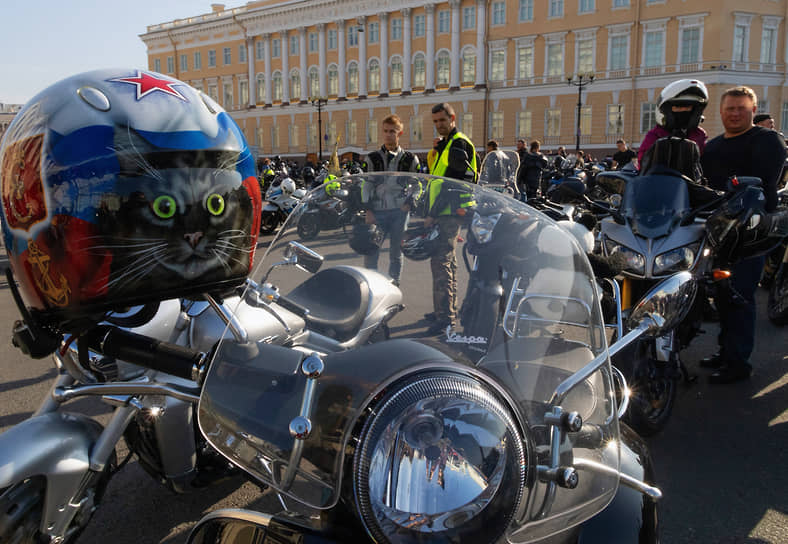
[
  {"xmin": 206, "ymin": 193, "xmax": 225, "ymax": 216},
  {"xmin": 152, "ymin": 195, "xmax": 177, "ymax": 219}
]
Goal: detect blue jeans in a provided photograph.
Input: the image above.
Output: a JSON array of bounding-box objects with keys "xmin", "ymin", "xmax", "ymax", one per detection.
[
  {"xmin": 364, "ymin": 209, "xmax": 409, "ymax": 281},
  {"xmin": 717, "ymin": 255, "xmax": 765, "ymax": 367}
]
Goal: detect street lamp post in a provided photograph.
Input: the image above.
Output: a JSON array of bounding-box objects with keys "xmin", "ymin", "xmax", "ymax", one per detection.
[
  {"xmin": 567, "ymin": 73, "xmax": 594, "ymax": 155},
  {"xmin": 311, "ymin": 97, "xmax": 328, "ymax": 162}
]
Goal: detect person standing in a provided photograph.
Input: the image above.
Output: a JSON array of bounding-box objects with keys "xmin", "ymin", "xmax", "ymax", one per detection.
[
  {"xmin": 612, "ymin": 139, "xmax": 637, "ymax": 169},
  {"xmin": 423, "ymin": 102, "xmax": 478, "ymax": 335},
  {"xmin": 518, "ymin": 140, "xmax": 548, "ymax": 200},
  {"xmin": 361, "ymin": 114, "xmax": 421, "ymax": 286},
  {"xmin": 516, "ymin": 139, "xmax": 527, "ymax": 162},
  {"xmin": 753, "ymin": 112, "xmax": 775, "ymax": 129},
  {"xmin": 699, "ymin": 86, "xmax": 787, "ymax": 384}
]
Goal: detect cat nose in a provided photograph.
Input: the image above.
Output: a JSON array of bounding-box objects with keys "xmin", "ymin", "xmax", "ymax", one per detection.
[{"xmin": 184, "ymin": 231, "xmax": 203, "ymax": 248}]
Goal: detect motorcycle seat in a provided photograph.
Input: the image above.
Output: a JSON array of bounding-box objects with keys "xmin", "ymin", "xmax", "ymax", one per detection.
[{"xmin": 285, "ymin": 267, "xmax": 370, "ymax": 342}]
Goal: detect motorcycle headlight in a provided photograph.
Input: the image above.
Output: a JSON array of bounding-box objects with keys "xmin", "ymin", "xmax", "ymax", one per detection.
[
  {"xmin": 653, "ymin": 243, "xmax": 699, "ymax": 275},
  {"xmin": 470, "ymin": 213, "xmax": 502, "ymax": 244},
  {"xmin": 604, "ymin": 240, "xmax": 645, "ymax": 275},
  {"xmin": 354, "ymin": 373, "xmax": 526, "ymax": 544}
]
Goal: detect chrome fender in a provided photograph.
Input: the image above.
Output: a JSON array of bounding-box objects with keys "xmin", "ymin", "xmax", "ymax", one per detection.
[{"xmin": 0, "ymin": 412, "xmax": 102, "ymax": 535}]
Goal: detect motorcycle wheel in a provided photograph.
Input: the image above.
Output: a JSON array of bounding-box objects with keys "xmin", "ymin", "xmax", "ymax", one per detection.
[
  {"xmin": 260, "ymin": 211, "xmax": 279, "ymax": 235},
  {"xmin": 767, "ymin": 261, "xmax": 788, "ymax": 326},
  {"xmin": 297, "ymin": 214, "xmax": 320, "ymax": 240},
  {"xmin": 0, "ymin": 456, "xmax": 115, "ymax": 544},
  {"xmin": 624, "ymin": 354, "xmax": 677, "ymax": 437}
]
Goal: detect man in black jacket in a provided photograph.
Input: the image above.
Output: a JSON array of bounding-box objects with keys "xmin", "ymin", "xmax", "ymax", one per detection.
[
  {"xmin": 517, "ymin": 140, "xmax": 548, "ymax": 200},
  {"xmin": 700, "ymin": 86, "xmax": 787, "ymax": 384}
]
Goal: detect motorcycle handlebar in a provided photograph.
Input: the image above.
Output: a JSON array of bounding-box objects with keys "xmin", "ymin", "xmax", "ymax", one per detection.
[{"xmin": 84, "ymin": 326, "xmax": 205, "ymax": 381}]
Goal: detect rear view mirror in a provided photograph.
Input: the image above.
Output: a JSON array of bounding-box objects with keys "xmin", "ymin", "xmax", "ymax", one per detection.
[
  {"xmin": 596, "ymin": 174, "xmax": 627, "ymax": 196},
  {"xmin": 284, "ymin": 241, "xmax": 324, "ymax": 274},
  {"xmin": 626, "ymin": 271, "xmax": 697, "ymax": 336},
  {"xmin": 187, "ymin": 509, "xmax": 273, "ymax": 543}
]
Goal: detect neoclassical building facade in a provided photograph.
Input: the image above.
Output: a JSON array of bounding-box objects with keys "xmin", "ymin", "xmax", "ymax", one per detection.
[{"xmin": 141, "ymin": 0, "xmax": 788, "ymax": 160}]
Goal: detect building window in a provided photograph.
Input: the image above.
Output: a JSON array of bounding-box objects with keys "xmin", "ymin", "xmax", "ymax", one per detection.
[
  {"xmin": 414, "ymin": 54, "xmax": 426, "ymax": 87},
  {"xmin": 490, "ymin": 111, "xmax": 504, "ymax": 140},
  {"xmin": 290, "ymin": 71, "xmax": 301, "ymax": 99},
  {"xmin": 546, "ymin": 109, "xmax": 561, "ymax": 137},
  {"xmin": 348, "ymin": 26, "xmax": 359, "ymax": 47},
  {"xmin": 579, "ymin": 106, "xmax": 592, "ymax": 136},
  {"xmin": 328, "ymin": 29, "xmax": 337, "ymax": 50},
  {"xmin": 223, "ymin": 47, "xmax": 232, "ymax": 65},
  {"xmin": 289, "ymin": 35, "xmax": 298, "ymax": 56},
  {"xmin": 390, "ymin": 58, "xmax": 403, "ymax": 89},
  {"xmin": 309, "ymin": 67, "xmax": 319, "ymax": 97},
  {"xmin": 256, "ymin": 74, "xmax": 265, "ymax": 102},
  {"xmin": 492, "ymin": 2, "xmax": 506, "ymax": 25},
  {"xmin": 547, "ymin": 42, "xmax": 563, "ymax": 77},
  {"xmin": 223, "ymin": 82, "xmax": 233, "ymax": 108},
  {"xmin": 208, "ymin": 49, "xmax": 216, "ymax": 67},
  {"xmin": 369, "ymin": 59, "xmax": 380, "ymax": 93},
  {"xmin": 462, "ymin": 50, "xmax": 476, "ymax": 84},
  {"xmin": 328, "ymin": 65, "xmax": 339, "ymax": 95},
  {"xmin": 348, "ymin": 62, "xmax": 359, "ymax": 94},
  {"xmin": 613, "ymin": 0, "xmax": 629, "ymax": 7},
  {"xmin": 643, "ymin": 30, "xmax": 664, "ymax": 67},
  {"xmin": 154, "ymin": 58, "xmax": 161, "ymax": 72},
  {"xmin": 391, "ymin": 18, "xmax": 402, "ymax": 40},
  {"xmin": 640, "ymin": 102, "xmax": 657, "ymax": 133},
  {"xmin": 781, "ymin": 102, "xmax": 788, "ymax": 132},
  {"xmin": 577, "ymin": 38, "xmax": 594, "ymax": 73},
  {"xmin": 490, "ymin": 50, "xmax": 505, "ymax": 81},
  {"xmin": 256, "ymin": 41, "xmax": 264, "ymax": 60},
  {"xmin": 680, "ymin": 27, "xmax": 700, "ymax": 64},
  {"xmin": 463, "ymin": 6, "xmax": 476, "ymax": 29},
  {"xmin": 256, "ymin": 128, "xmax": 264, "ymax": 149},
  {"xmin": 518, "ymin": 44, "xmax": 534, "ymax": 79},
  {"xmin": 368, "ymin": 22, "xmax": 379, "ymax": 44},
  {"xmin": 308, "ymin": 123, "xmax": 318, "ymax": 148},
  {"xmin": 309, "ymin": 32, "xmax": 318, "ymax": 52},
  {"xmin": 272, "ymin": 125, "xmax": 280, "ymax": 151},
  {"xmin": 239, "ymin": 80, "xmax": 248, "ymax": 106},
  {"xmin": 579, "ymin": 0, "xmax": 594, "ymax": 14},
  {"xmin": 436, "ymin": 52, "xmax": 451, "ymax": 86},
  {"xmin": 609, "ymin": 35, "xmax": 628, "ymax": 70},
  {"xmin": 239, "ymin": 44, "xmax": 247, "ymax": 63},
  {"xmin": 518, "ymin": 111, "xmax": 532, "ymax": 139},
  {"xmin": 414, "ymin": 15, "xmax": 425, "ymax": 37},
  {"xmin": 367, "ymin": 118, "xmax": 378, "ymax": 145},
  {"xmin": 180, "ymin": 54, "xmax": 188, "ymax": 72},
  {"xmin": 758, "ymin": 100, "xmax": 770, "ymax": 115},
  {"xmin": 327, "ymin": 122, "xmax": 337, "ymax": 146},
  {"xmin": 519, "ymin": 0, "xmax": 533, "ymax": 22},
  {"xmin": 273, "ymin": 72, "xmax": 283, "ymax": 101},
  {"xmin": 461, "ymin": 113, "xmax": 473, "ymax": 140},
  {"xmin": 167, "ymin": 56, "xmax": 174, "ymax": 73},
  {"xmin": 347, "ymin": 120, "xmax": 357, "ymax": 145},
  {"xmin": 411, "ymin": 116, "xmax": 423, "ymax": 142},
  {"xmin": 194, "ymin": 51, "xmax": 202, "ymax": 69},
  {"xmin": 208, "ymin": 84, "xmax": 218, "ymax": 102},
  {"xmin": 272, "ymin": 39, "xmax": 281, "ymax": 58},
  {"xmin": 761, "ymin": 27, "xmax": 777, "ymax": 64},
  {"xmin": 549, "ymin": 0, "xmax": 564, "ymax": 18},
  {"xmin": 290, "ymin": 125, "xmax": 299, "ymax": 148},
  {"xmin": 438, "ymin": 10, "xmax": 450, "ymax": 33}
]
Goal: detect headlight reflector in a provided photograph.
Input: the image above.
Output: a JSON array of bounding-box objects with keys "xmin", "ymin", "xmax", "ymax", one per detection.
[
  {"xmin": 604, "ymin": 240, "xmax": 645, "ymax": 275},
  {"xmin": 653, "ymin": 244, "xmax": 698, "ymax": 275},
  {"xmin": 354, "ymin": 373, "xmax": 525, "ymax": 543}
]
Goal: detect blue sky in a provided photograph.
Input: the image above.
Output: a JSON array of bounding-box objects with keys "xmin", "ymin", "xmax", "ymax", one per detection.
[{"xmin": 0, "ymin": 1, "xmax": 232, "ymax": 104}]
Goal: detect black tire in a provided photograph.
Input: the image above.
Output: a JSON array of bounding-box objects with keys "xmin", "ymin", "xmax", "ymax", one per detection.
[
  {"xmin": 624, "ymin": 356, "xmax": 678, "ymax": 437},
  {"xmin": 297, "ymin": 214, "xmax": 320, "ymax": 240},
  {"xmin": 260, "ymin": 211, "xmax": 279, "ymax": 234},
  {"xmin": 767, "ymin": 261, "xmax": 788, "ymax": 326}
]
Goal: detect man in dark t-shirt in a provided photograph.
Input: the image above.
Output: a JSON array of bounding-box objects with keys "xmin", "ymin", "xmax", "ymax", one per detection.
[
  {"xmin": 612, "ymin": 139, "xmax": 637, "ymax": 169},
  {"xmin": 699, "ymin": 86, "xmax": 787, "ymax": 384}
]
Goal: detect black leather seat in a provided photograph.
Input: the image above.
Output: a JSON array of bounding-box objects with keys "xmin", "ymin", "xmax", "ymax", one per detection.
[{"xmin": 286, "ymin": 267, "xmax": 370, "ymax": 342}]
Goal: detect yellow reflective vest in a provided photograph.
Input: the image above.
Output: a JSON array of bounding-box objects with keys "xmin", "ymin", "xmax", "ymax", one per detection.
[{"xmin": 429, "ymin": 131, "xmax": 478, "ymax": 182}]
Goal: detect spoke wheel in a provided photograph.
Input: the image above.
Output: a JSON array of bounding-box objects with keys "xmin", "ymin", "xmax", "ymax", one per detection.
[
  {"xmin": 624, "ymin": 357, "xmax": 677, "ymax": 437},
  {"xmin": 297, "ymin": 215, "xmax": 320, "ymax": 240},
  {"xmin": 260, "ymin": 212, "xmax": 279, "ymax": 234}
]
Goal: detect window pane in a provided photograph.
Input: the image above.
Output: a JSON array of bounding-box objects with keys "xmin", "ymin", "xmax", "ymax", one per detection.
[
  {"xmin": 224, "ymin": 47, "xmax": 231, "ymax": 65},
  {"xmin": 369, "ymin": 60, "xmax": 380, "ymax": 93},
  {"xmin": 518, "ymin": 45, "xmax": 533, "ymax": 78},
  {"xmin": 546, "ymin": 109, "xmax": 561, "ymax": 137},
  {"xmin": 369, "ymin": 22, "xmax": 379, "ymax": 44},
  {"xmin": 256, "ymin": 75, "xmax": 265, "ymax": 102},
  {"xmin": 547, "ymin": 44, "xmax": 563, "ymax": 76},
  {"xmin": 194, "ymin": 52, "xmax": 202, "ymax": 69},
  {"xmin": 328, "ymin": 30, "xmax": 337, "ymax": 50},
  {"xmin": 491, "ymin": 50, "xmax": 505, "ymax": 81},
  {"xmin": 641, "ymin": 103, "xmax": 656, "ymax": 133},
  {"xmin": 519, "ymin": 0, "xmax": 533, "ymax": 22},
  {"xmin": 414, "ymin": 55, "xmax": 426, "ymax": 87},
  {"xmin": 607, "ymin": 104, "xmax": 624, "ymax": 135},
  {"xmin": 439, "ymin": 11, "xmax": 450, "ymax": 33},
  {"xmin": 209, "ymin": 50, "xmax": 216, "ymax": 66},
  {"xmin": 256, "ymin": 41, "xmax": 264, "ymax": 60},
  {"xmin": 680, "ymin": 28, "xmax": 699, "ymax": 64},
  {"xmin": 644, "ymin": 32, "xmax": 663, "ymax": 67},
  {"xmin": 492, "ymin": 2, "xmax": 506, "ymax": 25},
  {"xmin": 579, "ymin": 0, "xmax": 594, "ymax": 14},
  {"xmin": 391, "ymin": 59, "xmax": 403, "ymax": 89},
  {"xmin": 490, "ymin": 111, "xmax": 504, "ymax": 139},
  {"xmin": 239, "ymin": 44, "xmax": 246, "ymax": 63},
  {"xmin": 461, "ymin": 113, "xmax": 473, "ymax": 139},
  {"xmin": 414, "ymin": 15, "xmax": 425, "ymax": 37},
  {"xmin": 463, "ymin": 7, "xmax": 476, "ymax": 29},
  {"xmin": 391, "ymin": 18, "xmax": 402, "ymax": 40},
  {"xmin": 580, "ymin": 106, "xmax": 592, "ymax": 135},
  {"xmin": 578, "ymin": 40, "xmax": 594, "ymax": 73},
  {"xmin": 733, "ymin": 26, "xmax": 746, "ymax": 62},
  {"xmin": 329, "ymin": 67, "xmax": 339, "ymax": 95},
  {"xmin": 761, "ymin": 28, "xmax": 776, "ymax": 63},
  {"xmin": 549, "ymin": 0, "xmax": 564, "ymax": 18},
  {"xmin": 437, "ymin": 52, "xmax": 450, "ymax": 85},
  {"xmin": 348, "ymin": 63, "xmax": 359, "ymax": 94},
  {"xmin": 462, "ymin": 51, "xmax": 476, "ymax": 83},
  {"xmin": 518, "ymin": 111, "xmax": 532, "ymax": 138},
  {"xmin": 309, "ymin": 68, "xmax": 319, "ymax": 97},
  {"xmin": 610, "ymin": 36, "xmax": 628, "ymax": 70},
  {"xmin": 290, "ymin": 72, "xmax": 301, "ymax": 99}
]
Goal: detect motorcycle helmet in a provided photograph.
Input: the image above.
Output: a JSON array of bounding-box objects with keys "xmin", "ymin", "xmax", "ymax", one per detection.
[
  {"xmin": 401, "ymin": 224, "xmax": 441, "ymax": 261},
  {"xmin": 302, "ymin": 166, "xmax": 315, "ymax": 179},
  {"xmin": 349, "ymin": 223, "xmax": 384, "ymax": 255},
  {"xmin": 657, "ymin": 79, "xmax": 708, "ymax": 133},
  {"xmin": 281, "ymin": 177, "xmax": 297, "ymax": 196},
  {"xmin": 0, "ymin": 69, "xmax": 261, "ymax": 330},
  {"xmin": 705, "ymin": 185, "xmax": 775, "ymax": 264}
]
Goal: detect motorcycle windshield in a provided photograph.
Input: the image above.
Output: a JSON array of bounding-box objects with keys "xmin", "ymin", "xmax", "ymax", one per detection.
[
  {"xmin": 621, "ymin": 174, "xmax": 691, "ymax": 238},
  {"xmin": 198, "ymin": 174, "xmax": 620, "ymax": 541},
  {"xmin": 478, "ymin": 150, "xmax": 519, "ymax": 192}
]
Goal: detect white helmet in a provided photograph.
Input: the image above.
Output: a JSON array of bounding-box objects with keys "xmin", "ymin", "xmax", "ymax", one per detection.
[
  {"xmin": 281, "ymin": 177, "xmax": 296, "ymax": 196},
  {"xmin": 656, "ymin": 79, "xmax": 708, "ymax": 132}
]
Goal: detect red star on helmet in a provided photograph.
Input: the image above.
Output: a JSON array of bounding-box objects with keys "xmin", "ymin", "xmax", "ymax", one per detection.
[{"xmin": 109, "ymin": 71, "xmax": 188, "ymax": 101}]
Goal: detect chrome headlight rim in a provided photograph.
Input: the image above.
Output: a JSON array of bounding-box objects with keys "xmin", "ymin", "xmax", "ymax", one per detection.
[
  {"xmin": 604, "ymin": 240, "xmax": 645, "ymax": 275},
  {"xmin": 353, "ymin": 372, "xmax": 527, "ymax": 544}
]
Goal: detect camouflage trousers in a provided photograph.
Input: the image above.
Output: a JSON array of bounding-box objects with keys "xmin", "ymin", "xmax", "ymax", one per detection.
[{"xmin": 430, "ymin": 215, "xmax": 463, "ymax": 325}]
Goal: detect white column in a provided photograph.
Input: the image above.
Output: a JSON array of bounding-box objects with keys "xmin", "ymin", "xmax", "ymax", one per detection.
[
  {"xmin": 246, "ymin": 37, "xmax": 256, "ymax": 107},
  {"xmin": 358, "ymin": 16, "xmax": 368, "ymax": 98},
  {"xmin": 299, "ymin": 27, "xmax": 308, "ymax": 103},
  {"xmin": 402, "ymin": 8, "xmax": 412, "ymax": 94},
  {"xmin": 318, "ymin": 23, "xmax": 327, "ymax": 96},
  {"xmin": 281, "ymin": 32, "xmax": 290, "ymax": 104},
  {"xmin": 425, "ymin": 4, "xmax": 435, "ymax": 92},
  {"xmin": 338, "ymin": 20, "xmax": 347, "ymax": 100},
  {"xmin": 380, "ymin": 13, "xmax": 389, "ymax": 96},
  {"xmin": 449, "ymin": 0, "xmax": 461, "ymax": 90},
  {"xmin": 263, "ymin": 33, "xmax": 272, "ymax": 106},
  {"xmin": 475, "ymin": 0, "xmax": 486, "ymax": 87}
]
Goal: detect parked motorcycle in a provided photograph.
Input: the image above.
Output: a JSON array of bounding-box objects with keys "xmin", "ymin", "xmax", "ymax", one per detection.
[
  {"xmin": 170, "ymin": 174, "xmax": 701, "ymax": 543},
  {"xmin": 478, "ymin": 149, "xmax": 519, "ymax": 197},
  {"xmin": 261, "ymin": 176, "xmax": 307, "ymax": 234},
  {"xmin": 296, "ymin": 183, "xmax": 363, "ymax": 241},
  {"xmin": 765, "ymin": 186, "xmax": 788, "ymax": 325}
]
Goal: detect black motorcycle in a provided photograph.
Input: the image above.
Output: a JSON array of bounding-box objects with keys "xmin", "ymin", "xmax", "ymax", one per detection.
[{"xmin": 296, "ymin": 184, "xmax": 363, "ymax": 240}]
